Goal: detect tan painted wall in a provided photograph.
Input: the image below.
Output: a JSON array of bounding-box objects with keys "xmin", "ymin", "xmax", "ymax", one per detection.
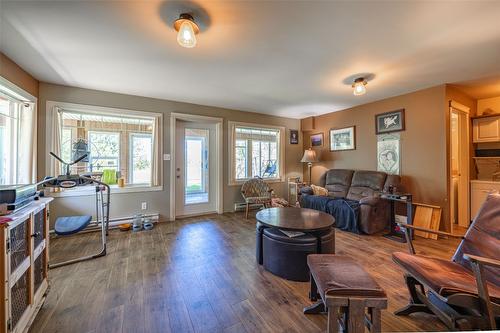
[
  {"xmin": 38, "ymin": 83, "xmax": 303, "ymax": 222},
  {"xmin": 302, "ymin": 85, "xmax": 451, "ymax": 229},
  {"xmin": 0, "ymin": 53, "xmax": 39, "ymax": 98}
]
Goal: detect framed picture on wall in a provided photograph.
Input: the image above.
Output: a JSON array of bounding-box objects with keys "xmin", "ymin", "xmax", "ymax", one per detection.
[
  {"xmin": 310, "ymin": 133, "xmax": 323, "ymax": 147},
  {"xmin": 375, "ymin": 109, "xmax": 405, "ymax": 134},
  {"xmin": 377, "ymin": 137, "xmax": 400, "ymax": 175},
  {"xmin": 330, "ymin": 126, "xmax": 356, "ymax": 151},
  {"xmin": 290, "ymin": 129, "xmax": 299, "ymax": 144}
]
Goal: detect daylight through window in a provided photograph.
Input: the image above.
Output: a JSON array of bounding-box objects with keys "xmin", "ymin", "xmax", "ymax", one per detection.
[
  {"xmin": 229, "ymin": 122, "xmax": 284, "ymax": 184},
  {"xmin": 60, "ymin": 110, "xmax": 155, "ymax": 186}
]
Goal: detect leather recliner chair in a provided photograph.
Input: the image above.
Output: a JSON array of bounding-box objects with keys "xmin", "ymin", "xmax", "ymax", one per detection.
[{"xmin": 392, "ymin": 193, "xmax": 500, "ymax": 330}]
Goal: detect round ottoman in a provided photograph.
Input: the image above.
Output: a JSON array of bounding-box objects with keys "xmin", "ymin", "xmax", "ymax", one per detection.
[
  {"xmin": 256, "ymin": 222, "xmax": 266, "ymax": 264},
  {"xmin": 262, "ymin": 227, "xmax": 335, "ymax": 281}
]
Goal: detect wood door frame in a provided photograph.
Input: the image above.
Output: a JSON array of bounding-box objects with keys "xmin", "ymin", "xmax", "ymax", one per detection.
[
  {"xmin": 169, "ymin": 113, "xmax": 223, "ymax": 221},
  {"xmin": 448, "ymin": 100, "xmax": 470, "ymax": 232}
]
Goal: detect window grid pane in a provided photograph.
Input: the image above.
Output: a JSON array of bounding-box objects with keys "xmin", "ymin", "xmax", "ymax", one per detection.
[
  {"xmin": 88, "ymin": 131, "xmax": 120, "ymax": 172},
  {"xmin": 232, "ymin": 125, "xmax": 280, "ymax": 181},
  {"xmin": 130, "ymin": 134, "xmax": 152, "ymax": 184}
]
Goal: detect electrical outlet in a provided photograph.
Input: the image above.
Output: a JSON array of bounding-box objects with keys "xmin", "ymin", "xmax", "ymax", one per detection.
[{"xmin": 141, "ymin": 202, "xmax": 147, "ymax": 210}]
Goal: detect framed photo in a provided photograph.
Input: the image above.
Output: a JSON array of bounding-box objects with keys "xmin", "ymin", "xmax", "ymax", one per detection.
[
  {"xmin": 377, "ymin": 138, "xmax": 400, "ymax": 175},
  {"xmin": 310, "ymin": 133, "xmax": 323, "ymax": 147},
  {"xmin": 290, "ymin": 129, "xmax": 299, "ymax": 144},
  {"xmin": 375, "ymin": 109, "xmax": 405, "ymax": 134},
  {"xmin": 329, "ymin": 126, "xmax": 356, "ymax": 151}
]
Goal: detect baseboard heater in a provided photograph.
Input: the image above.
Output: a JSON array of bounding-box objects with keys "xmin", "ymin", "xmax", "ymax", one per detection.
[
  {"xmin": 49, "ymin": 213, "xmax": 160, "ymax": 235},
  {"xmin": 234, "ymin": 202, "xmax": 264, "ymax": 212}
]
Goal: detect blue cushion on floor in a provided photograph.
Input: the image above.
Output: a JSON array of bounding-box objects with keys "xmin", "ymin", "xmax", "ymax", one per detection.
[{"xmin": 54, "ymin": 216, "xmax": 92, "ymax": 236}]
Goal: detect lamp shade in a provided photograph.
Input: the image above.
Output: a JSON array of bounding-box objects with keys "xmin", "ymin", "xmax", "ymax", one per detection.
[{"xmin": 300, "ymin": 149, "xmax": 318, "ymax": 163}]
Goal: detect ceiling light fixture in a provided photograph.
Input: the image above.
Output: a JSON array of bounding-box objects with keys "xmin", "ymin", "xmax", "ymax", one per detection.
[
  {"xmin": 352, "ymin": 77, "xmax": 367, "ymax": 96},
  {"xmin": 174, "ymin": 13, "xmax": 199, "ymax": 48}
]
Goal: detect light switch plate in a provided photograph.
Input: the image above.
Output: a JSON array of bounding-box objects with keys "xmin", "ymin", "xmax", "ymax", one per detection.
[{"xmin": 163, "ymin": 154, "xmax": 171, "ymax": 161}]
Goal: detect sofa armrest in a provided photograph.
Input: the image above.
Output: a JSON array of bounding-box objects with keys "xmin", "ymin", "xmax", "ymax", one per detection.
[{"xmin": 300, "ymin": 186, "xmax": 314, "ymax": 195}]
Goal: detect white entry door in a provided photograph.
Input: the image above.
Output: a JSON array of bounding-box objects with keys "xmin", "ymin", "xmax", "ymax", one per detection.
[{"xmin": 175, "ymin": 120, "xmax": 217, "ymax": 217}]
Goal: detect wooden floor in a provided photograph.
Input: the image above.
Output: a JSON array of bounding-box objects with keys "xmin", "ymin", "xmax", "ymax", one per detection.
[{"xmin": 30, "ymin": 212, "xmax": 461, "ymax": 333}]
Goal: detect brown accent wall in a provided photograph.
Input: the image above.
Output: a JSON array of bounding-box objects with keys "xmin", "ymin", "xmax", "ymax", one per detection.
[
  {"xmin": 38, "ymin": 83, "xmax": 303, "ymax": 222},
  {"xmin": 302, "ymin": 85, "xmax": 451, "ymax": 229},
  {"xmin": 0, "ymin": 52, "xmax": 39, "ymax": 98}
]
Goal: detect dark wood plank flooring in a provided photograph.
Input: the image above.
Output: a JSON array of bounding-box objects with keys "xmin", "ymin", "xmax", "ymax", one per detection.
[{"xmin": 30, "ymin": 212, "xmax": 461, "ymax": 333}]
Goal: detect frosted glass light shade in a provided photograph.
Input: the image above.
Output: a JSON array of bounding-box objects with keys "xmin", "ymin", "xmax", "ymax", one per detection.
[
  {"xmin": 177, "ymin": 21, "xmax": 197, "ymax": 48},
  {"xmin": 352, "ymin": 79, "xmax": 367, "ymax": 96}
]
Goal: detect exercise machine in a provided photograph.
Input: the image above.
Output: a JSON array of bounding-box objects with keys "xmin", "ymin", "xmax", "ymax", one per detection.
[{"xmin": 39, "ymin": 152, "xmax": 111, "ymax": 268}]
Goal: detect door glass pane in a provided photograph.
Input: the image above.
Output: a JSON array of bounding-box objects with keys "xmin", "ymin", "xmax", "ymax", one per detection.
[
  {"xmin": 11, "ymin": 269, "xmax": 29, "ymax": 329},
  {"xmin": 185, "ymin": 128, "xmax": 209, "ymax": 204},
  {"xmin": 33, "ymin": 209, "xmax": 45, "ymax": 249},
  {"xmin": 34, "ymin": 251, "xmax": 46, "ymax": 294},
  {"xmin": 10, "ymin": 218, "xmax": 29, "ymax": 272}
]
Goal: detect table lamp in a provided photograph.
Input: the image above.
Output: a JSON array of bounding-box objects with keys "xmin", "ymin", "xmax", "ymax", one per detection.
[{"xmin": 300, "ymin": 148, "xmax": 318, "ymax": 185}]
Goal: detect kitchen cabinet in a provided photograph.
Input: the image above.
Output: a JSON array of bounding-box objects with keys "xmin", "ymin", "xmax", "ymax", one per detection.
[{"xmin": 472, "ymin": 115, "xmax": 500, "ymax": 143}]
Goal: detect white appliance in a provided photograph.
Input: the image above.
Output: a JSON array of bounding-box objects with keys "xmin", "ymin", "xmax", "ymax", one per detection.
[{"xmin": 470, "ymin": 180, "xmax": 500, "ymax": 220}]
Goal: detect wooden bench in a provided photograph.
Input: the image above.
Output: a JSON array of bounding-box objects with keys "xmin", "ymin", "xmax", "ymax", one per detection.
[{"xmin": 304, "ymin": 255, "xmax": 387, "ymax": 333}]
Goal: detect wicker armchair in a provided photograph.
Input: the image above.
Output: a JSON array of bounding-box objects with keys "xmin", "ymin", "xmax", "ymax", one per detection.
[{"xmin": 241, "ymin": 177, "xmax": 273, "ymax": 219}]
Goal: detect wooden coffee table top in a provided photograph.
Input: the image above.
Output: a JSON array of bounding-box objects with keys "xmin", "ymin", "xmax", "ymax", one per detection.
[{"xmin": 256, "ymin": 207, "xmax": 335, "ymax": 232}]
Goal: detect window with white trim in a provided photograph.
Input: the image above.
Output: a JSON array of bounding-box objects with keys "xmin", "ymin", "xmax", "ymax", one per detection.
[
  {"xmin": 228, "ymin": 122, "xmax": 285, "ymax": 184},
  {"xmin": 54, "ymin": 105, "xmax": 161, "ymax": 188},
  {"xmin": 0, "ymin": 80, "xmax": 36, "ymax": 185}
]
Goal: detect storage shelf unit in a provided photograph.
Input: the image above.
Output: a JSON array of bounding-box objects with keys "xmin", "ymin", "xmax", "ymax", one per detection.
[{"xmin": 1, "ymin": 198, "xmax": 52, "ymax": 333}]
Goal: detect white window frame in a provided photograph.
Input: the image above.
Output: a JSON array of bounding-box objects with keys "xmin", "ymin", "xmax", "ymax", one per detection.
[
  {"xmin": 129, "ymin": 132, "xmax": 153, "ymax": 185},
  {"xmin": 228, "ymin": 121, "xmax": 285, "ymax": 186},
  {"xmin": 0, "ymin": 76, "xmax": 37, "ymax": 185},
  {"xmin": 45, "ymin": 101, "xmax": 163, "ymax": 197}
]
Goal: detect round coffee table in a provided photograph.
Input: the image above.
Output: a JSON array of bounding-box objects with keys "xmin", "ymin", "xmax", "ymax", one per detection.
[
  {"xmin": 256, "ymin": 207, "xmax": 334, "ymax": 232},
  {"xmin": 255, "ymin": 207, "xmax": 335, "ymax": 281}
]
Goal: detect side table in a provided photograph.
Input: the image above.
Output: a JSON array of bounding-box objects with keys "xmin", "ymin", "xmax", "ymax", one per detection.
[
  {"xmin": 288, "ymin": 181, "xmax": 306, "ymax": 206},
  {"xmin": 380, "ymin": 193, "xmax": 413, "ymax": 243}
]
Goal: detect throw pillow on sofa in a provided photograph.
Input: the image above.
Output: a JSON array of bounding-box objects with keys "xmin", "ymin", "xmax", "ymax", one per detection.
[{"xmin": 311, "ymin": 184, "xmax": 329, "ymax": 196}]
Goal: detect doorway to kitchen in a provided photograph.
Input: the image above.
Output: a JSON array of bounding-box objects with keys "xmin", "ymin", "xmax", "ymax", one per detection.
[{"xmin": 449, "ymin": 101, "xmax": 470, "ymax": 233}]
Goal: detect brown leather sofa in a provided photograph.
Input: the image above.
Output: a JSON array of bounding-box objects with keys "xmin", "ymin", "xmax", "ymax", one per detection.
[{"xmin": 301, "ymin": 169, "xmax": 401, "ymax": 234}]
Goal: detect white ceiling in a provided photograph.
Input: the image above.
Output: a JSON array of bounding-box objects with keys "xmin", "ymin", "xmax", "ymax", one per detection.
[{"xmin": 1, "ymin": 1, "xmax": 500, "ymax": 119}]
